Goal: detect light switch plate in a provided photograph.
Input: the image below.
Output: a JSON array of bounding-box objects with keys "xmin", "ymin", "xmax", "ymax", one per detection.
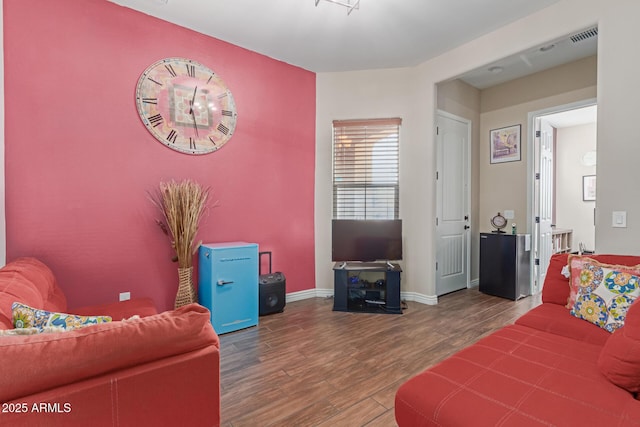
[
  {"xmin": 119, "ymin": 292, "xmax": 131, "ymax": 302},
  {"xmin": 503, "ymin": 210, "xmax": 515, "ymax": 219},
  {"xmin": 612, "ymin": 211, "xmax": 627, "ymax": 228}
]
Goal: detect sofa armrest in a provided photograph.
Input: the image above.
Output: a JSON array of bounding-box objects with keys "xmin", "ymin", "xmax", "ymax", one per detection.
[{"xmin": 0, "ymin": 303, "xmax": 218, "ymax": 402}]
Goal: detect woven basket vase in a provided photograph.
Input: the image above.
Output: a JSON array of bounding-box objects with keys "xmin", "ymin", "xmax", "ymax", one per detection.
[{"xmin": 175, "ymin": 266, "xmax": 196, "ymax": 309}]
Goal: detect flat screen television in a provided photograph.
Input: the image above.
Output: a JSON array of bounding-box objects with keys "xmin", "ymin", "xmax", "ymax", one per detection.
[{"xmin": 332, "ymin": 219, "xmax": 402, "ymax": 262}]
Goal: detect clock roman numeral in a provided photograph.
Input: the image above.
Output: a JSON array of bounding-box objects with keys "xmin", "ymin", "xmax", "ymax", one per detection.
[
  {"xmin": 147, "ymin": 77, "xmax": 162, "ymax": 86},
  {"xmin": 221, "ymin": 110, "xmax": 233, "ymax": 117},
  {"xmin": 142, "ymin": 98, "xmax": 158, "ymax": 105},
  {"xmin": 217, "ymin": 93, "xmax": 228, "ymax": 99},
  {"xmin": 206, "ymin": 74, "xmax": 215, "ymax": 84},
  {"xmin": 186, "ymin": 64, "xmax": 195, "ymax": 78},
  {"xmin": 148, "ymin": 114, "xmax": 163, "ymax": 127},
  {"xmin": 208, "ymin": 137, "xmax": 217, "ymax": 146},
  {"xmin": 165, "ymin": 64, "xmax": 177, "ymax": 77},
  {"xmin": 189, "ymin": 138, "xmax": 197, "ymax": 150},
  {"xmin": 217, "ymin": 123, "xmax": 230, "ymax": 135},
  {"xmin": 166, "ymin": 129, "xmax": 177, "ymax": 144}
]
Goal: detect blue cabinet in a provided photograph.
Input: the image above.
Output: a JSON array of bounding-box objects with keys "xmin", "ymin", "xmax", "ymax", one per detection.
[{"xmin": 198, "ymin": 242, "xmax": 259, "ymax": 334}]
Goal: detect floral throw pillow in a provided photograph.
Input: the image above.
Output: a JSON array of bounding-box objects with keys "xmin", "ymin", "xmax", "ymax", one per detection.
[
  {"xmin": 570, "ymin": 266, "xmax": 640, "ymax": 332},
  {"xmin": 12, "ymin": 302, "xmax": 112, "ymax": 331},
  {"xmin": 567, "ymin": 255, "xmax": 640, "ymax": 309}
]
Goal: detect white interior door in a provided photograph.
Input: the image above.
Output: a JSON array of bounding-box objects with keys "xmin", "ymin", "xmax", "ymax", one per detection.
[
  {"xmin": 436, "ymin": 112, "xmax": 470, "ymax": 296},
  {"xmin": 534, "ymin": 118, "xmax": 554, "ymax": 293}
]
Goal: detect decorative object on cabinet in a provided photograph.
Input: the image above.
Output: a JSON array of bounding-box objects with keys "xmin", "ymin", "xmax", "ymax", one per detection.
[
  {"xmin": 198, "ymin": 242, "xmax": 259, "ymax": 334},
  {"xmin": 149, "ymin": 179, "xmax": 211, "ymax": 308},
  {"xmin": 583, "ymin": 174, "xmax": 596, "ymax": 201},
  {"xmin": 490, "ymin": 124, "xmax": 521, "ymax": 164},
  {"xmin": 136, "ymin": 57, "xmax": 238, "ymax": 155},
  {"xmin": 490, "ymin": 212, "xmax": 507, "ymax": 233}
]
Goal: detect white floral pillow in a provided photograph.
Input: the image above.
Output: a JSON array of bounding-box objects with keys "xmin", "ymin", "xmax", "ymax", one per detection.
[{"xmin": 570, "ymin": 266, "xmax": 640, "ymax": 332}]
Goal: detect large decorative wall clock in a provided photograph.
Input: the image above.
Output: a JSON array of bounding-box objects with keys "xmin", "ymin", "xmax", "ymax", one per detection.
[{"xmin": 135, "ymin": 58, "xmax": 238, "ymax": 155}]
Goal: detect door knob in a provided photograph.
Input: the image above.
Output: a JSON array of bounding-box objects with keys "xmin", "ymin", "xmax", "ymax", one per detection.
[{"xmin": 464, "ymin": 225, "xmax": 470, "ymax": 230}]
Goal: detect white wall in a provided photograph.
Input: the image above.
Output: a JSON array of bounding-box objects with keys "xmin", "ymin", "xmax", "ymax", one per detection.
[
  {"xmin": 315, "ymin": 67, "xmax": 421, "ymax": 294},
  {"xmin": 316, "ymin": 0, "xmax": 640, "ymax": 302},
  {"xmin": 555, "ymin": 123, "xmax": 597, "ymax": 251}
]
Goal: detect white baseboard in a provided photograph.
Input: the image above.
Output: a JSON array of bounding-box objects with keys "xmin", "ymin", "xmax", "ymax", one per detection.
[
  {"xmin": 401, "ymin": 291, "xmax": 438, "ymax": 305},
  {"xmin": 286, "ymin": 288, "xmax": 439, "ymax": 306},
  {"xmin": 285, "ymin": 289, "xmax": 320, "ymax": 303},
  {"xmin": 469, "ymin": 278, "xmax": 479, "ymax": 288}
]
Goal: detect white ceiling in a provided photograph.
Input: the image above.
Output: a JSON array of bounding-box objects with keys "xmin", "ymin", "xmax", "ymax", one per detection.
[
  {"xmin": 109, "ymin": 0, "xmax": 565, "ymax": 75},
  {"xmin": 543, "ymin": 105, "xmax": 597, "ymax": 129}
]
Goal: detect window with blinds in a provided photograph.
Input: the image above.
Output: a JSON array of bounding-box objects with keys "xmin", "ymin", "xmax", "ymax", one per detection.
[{"xmin": 332, "ymin": 118, "xmax": 401, "ymax": 220}]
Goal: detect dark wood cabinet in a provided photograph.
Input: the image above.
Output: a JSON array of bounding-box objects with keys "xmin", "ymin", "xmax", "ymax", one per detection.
[
  {"xmin": 333, "ymin": 263, "xmax": 402, "ymax": 314},
  {"xmin": 479, "ymin": 233, "xmax": 530, "ymax": 301}
]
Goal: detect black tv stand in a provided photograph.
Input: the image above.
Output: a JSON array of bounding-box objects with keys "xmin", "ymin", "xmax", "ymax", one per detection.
[{"xmin": 333, "ymin": 262, "xmax": 402, "ymax": 314}]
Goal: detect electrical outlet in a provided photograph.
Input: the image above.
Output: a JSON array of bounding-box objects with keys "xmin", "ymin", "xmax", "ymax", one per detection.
[{"xmin": 119, "ymin": 292, "xmax": 131, "ymax": 302}]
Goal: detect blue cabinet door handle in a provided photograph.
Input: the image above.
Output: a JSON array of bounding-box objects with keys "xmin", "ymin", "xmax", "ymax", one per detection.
[{"xmin": 217, "ymin": 280, "xmax": 234, "ymax": 286}]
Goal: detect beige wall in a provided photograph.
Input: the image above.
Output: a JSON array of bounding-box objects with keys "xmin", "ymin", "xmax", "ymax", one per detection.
[
  {"xmin": 479, "ymin": 57, "xmax": 597, "ymax": 236},
  {"xmin": 556, "ymin": 123, "xmax": 597, "ymax": 250},
  {"xmin": 436, "ymin": 80, "xmax": 481, "ymax": 282},
  {"xmin": 317, "ymin": 0, "xmax": 640, "ymax": 302},
  {"xmin": 315, "ymin": 67, "xmax": 421, "ymax": 294}
]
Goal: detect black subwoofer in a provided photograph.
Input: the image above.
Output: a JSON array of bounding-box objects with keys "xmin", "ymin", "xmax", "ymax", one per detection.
[
  {"xmin": 259, "ymin": 251, "xmax": 286, "ymax": 316},
  {"xmin": 259, "ymin": 276, "xmax": 286, "ymax": 315}
]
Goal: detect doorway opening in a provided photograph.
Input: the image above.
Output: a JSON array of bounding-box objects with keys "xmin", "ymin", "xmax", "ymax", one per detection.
[{"xmin": 529, "ymin": 101, "xmax": 597, "ymax": 294}]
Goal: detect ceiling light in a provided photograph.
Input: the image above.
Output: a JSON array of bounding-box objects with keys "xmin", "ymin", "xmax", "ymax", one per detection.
[
  {"xmin": 488, "ymin": 66, "xmax": 503, "ymax": 74},
  {"xmin": 315, "ymin": 0, "xmax": 360, "ymax": 15}
]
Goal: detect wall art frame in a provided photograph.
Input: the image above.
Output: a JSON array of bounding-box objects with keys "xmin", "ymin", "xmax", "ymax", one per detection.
[{"xmin": 490, "ymin": 124, "xmax": 521, "ymax": 164}]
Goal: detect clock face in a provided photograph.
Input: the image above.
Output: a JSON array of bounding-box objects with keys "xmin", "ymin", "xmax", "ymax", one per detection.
[
  {"xmin": 491, "ymin": 213, "xmax": 507, "ymax": 230},
  {"xmin": 135, "ymin": 58, "xmax": 238, "ymax": 155}
]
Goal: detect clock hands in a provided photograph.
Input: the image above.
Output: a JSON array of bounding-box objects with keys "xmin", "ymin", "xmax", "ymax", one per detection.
[{"xmin": 190, "ymin": 86, "xmax": 199, "ymax": 137}]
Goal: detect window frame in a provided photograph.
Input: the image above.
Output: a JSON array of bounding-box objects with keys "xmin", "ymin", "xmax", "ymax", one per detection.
[{"xmin": 332, "ymin": 118, "xmax": 401, "ymax": 220}]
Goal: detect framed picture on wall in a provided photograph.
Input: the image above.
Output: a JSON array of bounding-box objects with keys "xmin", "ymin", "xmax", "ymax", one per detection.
[
  {"xmin": 490, "ymin": 124, "xmax": 521, "ymax": 164},
  {"xmin": 583, "ymin": 175, "xmax": 596, "ymax": 201}
]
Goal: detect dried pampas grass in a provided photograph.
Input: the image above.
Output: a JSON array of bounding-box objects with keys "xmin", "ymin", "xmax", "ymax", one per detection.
[{"xmin": 150, "ymin": 179, "xmax": 211, "ymax": 268}]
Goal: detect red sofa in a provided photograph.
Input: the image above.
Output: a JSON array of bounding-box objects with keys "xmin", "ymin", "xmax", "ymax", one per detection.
[
  {"xmin": 395, "ymin": 253, "xmax": 640, "ymax": 426},
  {"xmin": 0, "ymin": 257, "xmax": 220, "ymax": 426}
]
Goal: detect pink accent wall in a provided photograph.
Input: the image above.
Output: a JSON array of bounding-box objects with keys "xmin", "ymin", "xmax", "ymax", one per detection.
[{"xmin": 3, "ymin": 0, "xmax": 316, "ymax": 311}]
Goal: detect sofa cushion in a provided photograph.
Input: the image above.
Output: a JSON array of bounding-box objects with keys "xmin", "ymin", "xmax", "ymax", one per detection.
[
  {"xmin": 515, "ymin": 303, "xmax": 610, "ymax": 345},
  {"xmin": 541, "ymin": 253, "xmax": 570, "ymax": 305},
  {"xmin": 598, "ymin": 299, "xmax": 640, "ymax": 393},
  {"xmin": 395, "ymin": 324, "xmax": 640, "ymax": 426},
  {"xmin": 568, "ymin": 255, "xmax": 640, "ymax": 309},
  {"xmin": 0, "ymin": 258, "xmax": 67, "ymax": 329},
  {"xmin": 541, "ymin": 254, "xmax": 640, "ymax": 311},
  {"xmin": 12, "ymin": 302, "xmax": 112, "ymax": 331},
  {"xmin": 0, "ymin": 303, "xmax": 218, "ymax": 402},
  {"xmin": 570, "ymin": 264, "xmax": 640, "ymax": 332}
]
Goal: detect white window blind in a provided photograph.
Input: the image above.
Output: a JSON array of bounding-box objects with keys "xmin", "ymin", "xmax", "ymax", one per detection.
[{"xmin": 332, "ymin": 118, "xmax": 401, "ymax": 220}]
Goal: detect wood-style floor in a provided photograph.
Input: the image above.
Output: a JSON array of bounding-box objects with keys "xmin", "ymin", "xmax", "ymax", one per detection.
[{"xmin": 219, "ymin": 288, "xmax": 541, "ymax": 426}]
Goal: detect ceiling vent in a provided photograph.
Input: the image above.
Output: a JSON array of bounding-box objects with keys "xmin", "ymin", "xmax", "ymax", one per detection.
[{"xmin": 570, "ymin": 27, "xmax": 598, "ymax": 43}]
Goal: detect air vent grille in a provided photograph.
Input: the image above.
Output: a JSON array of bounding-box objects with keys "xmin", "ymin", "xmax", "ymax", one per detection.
[{"xmin": 571, "ymin": 27, "xmax": 598, "ymax": 43}]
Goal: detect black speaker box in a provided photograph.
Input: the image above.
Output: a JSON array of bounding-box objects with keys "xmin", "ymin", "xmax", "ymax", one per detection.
[
  {"xmin": 259, "ymin": 251, "xmax": 286, "ymax": 316},
  {"xmin": 259, "ymin": 273, "xmax": 286, "ymax": 315}
]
